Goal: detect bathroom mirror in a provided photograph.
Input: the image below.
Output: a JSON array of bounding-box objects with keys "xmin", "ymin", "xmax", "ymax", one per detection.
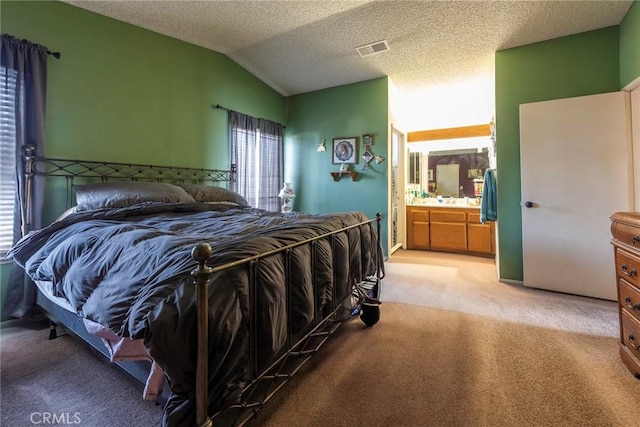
[{"xmin": 408, "ymin": 136, "xmax": 494, "ymax": 198}]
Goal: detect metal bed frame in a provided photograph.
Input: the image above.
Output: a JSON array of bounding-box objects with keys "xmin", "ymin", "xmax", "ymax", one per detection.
[{"xmin": 21, "ymin": 146, "xmax": 383, "ymax": 426}]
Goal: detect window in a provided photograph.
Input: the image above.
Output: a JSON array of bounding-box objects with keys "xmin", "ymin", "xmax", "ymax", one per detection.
[
  {"xmin": 230, "ymin": 112, "xmax": 283, "ymax": 212},
  {"xmin": 246, "ymin": 128, "xmax": 265, "ymax": 208},
  {"xmin": 0, "ymin": 66, "xmax": 21, "ymax": 257}
]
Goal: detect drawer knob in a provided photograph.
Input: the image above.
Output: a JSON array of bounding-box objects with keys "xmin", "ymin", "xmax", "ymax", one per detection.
[
  {"xmin": 632, "ymin": 235, "xmax": 640, "ymax": 246},
  {"xmin": 624, "ymin": 296, "xmax": 640, "ymax": 311},
  {"xmin": 621, "ymin": 264, "xmax": 638, "ymax": 277},
  {"xmin": 628, "ymin": 334, "xmax": 640, "ymax": 351}
]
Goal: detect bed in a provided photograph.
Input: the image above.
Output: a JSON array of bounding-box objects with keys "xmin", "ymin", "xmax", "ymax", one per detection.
[{"xmin": 6, "ymin": 147, "xmax": 384, "ymax": 426}]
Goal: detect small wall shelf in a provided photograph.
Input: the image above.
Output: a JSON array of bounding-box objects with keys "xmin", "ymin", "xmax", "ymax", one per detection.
[{"xmin": 330, "ymin": 171, "xmax": 358, "ymax": 181}]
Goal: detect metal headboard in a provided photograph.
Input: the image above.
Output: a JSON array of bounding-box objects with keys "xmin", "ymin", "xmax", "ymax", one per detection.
[{"xmin": 22, "ymin": 145, "xmax": 237, "ymax": 233}]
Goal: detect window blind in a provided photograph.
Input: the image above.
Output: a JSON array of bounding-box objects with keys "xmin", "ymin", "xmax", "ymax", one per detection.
[{"xmin": 0, "ymin": 67, "xmax": 20, "ymax": 256}]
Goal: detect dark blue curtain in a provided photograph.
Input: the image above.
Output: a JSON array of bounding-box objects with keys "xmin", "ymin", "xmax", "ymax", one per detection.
[{"xmin": 1, "ymin": 34, "xmax": 49, "ymax": 318}]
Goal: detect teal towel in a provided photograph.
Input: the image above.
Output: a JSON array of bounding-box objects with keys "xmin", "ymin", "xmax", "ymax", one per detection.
[{"xmin": 480, "ymin": 169, "xmax": 497, "ymax": 223}]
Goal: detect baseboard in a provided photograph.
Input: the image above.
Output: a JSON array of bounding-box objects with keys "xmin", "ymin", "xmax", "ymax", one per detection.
[{"xmin": 499, "ymin": 278, "xmax": 524, "ymax": 287}]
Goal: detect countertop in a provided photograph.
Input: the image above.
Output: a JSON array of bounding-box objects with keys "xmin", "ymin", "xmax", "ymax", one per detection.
[{"xmin": 407, "ymin": 200, "xmax": 481, "ymax": 209}]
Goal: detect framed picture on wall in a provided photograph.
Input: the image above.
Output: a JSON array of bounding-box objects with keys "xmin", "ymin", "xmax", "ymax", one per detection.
[
  {"xmin": 332, "ymin": 137, "xmax": 358, "ymax": 164},
  {"xmin": 362, "ymin": 134, "xmax": 373, "ymax": 147},
  {"xmin": 467, "ymin": 168, "xmax": 482, "ymax": 179},
  {"xmin": 361, "ymin": 149, "xmax": 374, "ymax": 170}
]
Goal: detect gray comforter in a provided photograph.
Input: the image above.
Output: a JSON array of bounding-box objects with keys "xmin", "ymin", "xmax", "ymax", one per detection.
[{"xmin": 8, "ymin": 202, "xmax": 379, "ymax": 426}]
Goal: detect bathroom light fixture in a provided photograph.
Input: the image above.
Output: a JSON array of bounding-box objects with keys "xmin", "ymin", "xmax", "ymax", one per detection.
[{"xmin": 317, "ymin": 139, "xmax": 326, "ymax": 153}]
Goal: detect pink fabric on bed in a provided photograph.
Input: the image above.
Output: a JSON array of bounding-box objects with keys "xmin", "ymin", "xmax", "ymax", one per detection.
[{"xmin": 82, "ymin": 318, "xmax": 164, "ymax": 400}]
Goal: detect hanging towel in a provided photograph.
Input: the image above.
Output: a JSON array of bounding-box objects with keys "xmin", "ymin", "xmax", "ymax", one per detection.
[{"xmin": 480, "ymin": 168, "xmax": 497, "ymax": 223}]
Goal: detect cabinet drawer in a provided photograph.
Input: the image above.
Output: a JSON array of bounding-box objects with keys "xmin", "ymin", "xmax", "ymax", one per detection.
[
  {"xmin": 467, "ymin": 212, "xmax": 482, "ymax": 224},
  {"xmin": 619, "ymin": 279, "xmax": 640, "ymax": 322},
  {"xmin": 410, "ymin": 210, "xmax": 429, "ymax": 222},
  {"xmin": 615, "ymin": 249, "xmax": 640, "ymax": 288},
  {"xmin": 611, "ymin": 220, "xmax": 640, "ymax": 248},
  {"xmin": 430, "ymin": 210, "xmax": 466, "ymax": 223},
  {"xmin": 621, "ymin": 310, "xmax": 640, "ymax": 361}
]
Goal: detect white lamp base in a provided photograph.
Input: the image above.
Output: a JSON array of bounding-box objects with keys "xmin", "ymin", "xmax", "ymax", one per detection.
[{"xmin": 281, "ymin": 199, "xmax": 292, "ymax": 213}]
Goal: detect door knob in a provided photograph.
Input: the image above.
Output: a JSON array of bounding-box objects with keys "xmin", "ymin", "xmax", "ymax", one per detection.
[{"xmin": 525, "ymin": 201, "xmax": 534, "ymax": 208}]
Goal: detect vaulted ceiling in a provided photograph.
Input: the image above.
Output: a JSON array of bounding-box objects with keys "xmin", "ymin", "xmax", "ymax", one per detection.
[{"xmin": 64, "ymin": 1, "xmax": 633, "ymax": 127}]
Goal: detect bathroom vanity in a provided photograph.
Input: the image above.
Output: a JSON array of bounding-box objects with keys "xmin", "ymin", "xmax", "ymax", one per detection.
[{"xmin": 406, "ymin": 202, "xmax": 495, "ymax": 256}]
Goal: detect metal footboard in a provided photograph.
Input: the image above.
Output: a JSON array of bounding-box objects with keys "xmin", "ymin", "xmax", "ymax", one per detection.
[{"xmin": 191, "ymin": 213, "xmax": 384, "ymax": 426}]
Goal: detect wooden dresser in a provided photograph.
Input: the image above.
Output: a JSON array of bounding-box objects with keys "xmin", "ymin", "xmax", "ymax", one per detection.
[{"xmin": 610, "ymin": 212, "xmax": 640, "ymax": 378}]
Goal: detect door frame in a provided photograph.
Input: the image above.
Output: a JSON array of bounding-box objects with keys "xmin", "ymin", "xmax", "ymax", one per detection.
[
  {"xmin": 390, "ymin": 124, "xmax": 405, "ymax": 254},
  {"xmin": 624, "ymin": 76, "xmax": 640, "ymax": 211}
]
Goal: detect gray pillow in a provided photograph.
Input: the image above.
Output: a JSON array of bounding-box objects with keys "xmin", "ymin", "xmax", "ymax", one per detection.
[
  {"xmin": 180, "ymin": 185, "xmax": 249, "ymax": 206},
  {"xmin": 75, "ymin": 182, "xmax": 196, "ymax": 211}
]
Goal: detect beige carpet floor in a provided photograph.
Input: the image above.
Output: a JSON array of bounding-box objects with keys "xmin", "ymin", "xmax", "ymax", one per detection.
[
  {"xmin": 382, "ymin": 250, "xmax": 619, "ymax": 337},
  {"xmin": 251, "ymin": 250, "xmax": 639, "ymax": 426},
  {"xmin": 2, "ymin": 250, "xmax": 639, "ymax": 426}
]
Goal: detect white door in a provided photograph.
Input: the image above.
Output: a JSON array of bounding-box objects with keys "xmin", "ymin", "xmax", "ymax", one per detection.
[{"xmin": 520, "ymin": 91, "xmax": 631, "ymax": 301}]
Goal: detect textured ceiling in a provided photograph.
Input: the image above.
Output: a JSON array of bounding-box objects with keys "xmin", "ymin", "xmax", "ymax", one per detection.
[{"xmin": 64, "ymin": 0, "xmax": 633, "ymax": 100}]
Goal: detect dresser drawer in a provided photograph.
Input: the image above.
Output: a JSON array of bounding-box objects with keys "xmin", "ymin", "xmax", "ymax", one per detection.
[
  {"xmin": 621, "ymin": 310, "xmax": 640, "ymax": 361},
  {"xmin": 619, "ymin": 278, "xmax": 640, "ymax": 322},
  {"xmin": 615, "ymin": 249, "xmax": 640, "ymax": 288},
  {"xmin": 611, "ymin": 219, "xmax": 640, "ymax": 248}
]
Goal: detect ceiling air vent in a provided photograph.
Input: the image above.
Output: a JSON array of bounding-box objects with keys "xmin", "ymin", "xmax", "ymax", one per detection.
[{"xmin": 356, "ymin": 40, "xmax": 390, "ymax": 57}]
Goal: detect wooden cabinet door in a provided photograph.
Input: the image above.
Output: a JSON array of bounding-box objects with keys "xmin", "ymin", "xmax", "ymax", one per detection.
[
  {"xmin": 467, "ymin": 211, "xmax": 494, "ymax": 254},
  {"xmin": 467, "ymin": 223, "xmax": 494, "ymax": 254},
  {"xmin": 430, "ymin": 222, "xmax": 466, "ymax": 251},
  {"xmin": 430, "ymin": 209, "xmax": 466, "ymax": 251},
  {"xmin": 407, "ymin": 208, "xmax": 429, "ymax": 250}
]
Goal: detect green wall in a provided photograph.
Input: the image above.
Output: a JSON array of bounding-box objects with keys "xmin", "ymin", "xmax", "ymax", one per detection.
[
  {"xmin": 621, "ymin": 1, "xmax": 640, "ymax": 87},
  {"xmin": 1, "ymin": 0, "xmax": 284, "ymax": 168},
  {"xmin": 495, "ymin": 27, "xmax": 621, "ymax": 281},
  {"xmin": 0, "ymin": 0, "xmax": 285, "ymax": 319},
  {"xmin": 285, "ymin": 78, "xmax": 389, "ymax": 254}
]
